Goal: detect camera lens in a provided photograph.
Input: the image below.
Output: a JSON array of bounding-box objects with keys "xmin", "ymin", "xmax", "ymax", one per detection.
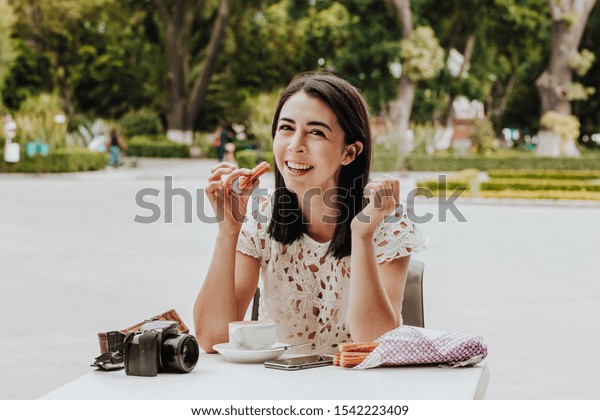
[{"xmin": 161, "ymin": 334, "xmax": 199, "ymax": 373}]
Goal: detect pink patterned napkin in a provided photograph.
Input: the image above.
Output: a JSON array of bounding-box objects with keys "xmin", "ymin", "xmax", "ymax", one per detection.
[{"xmin": 354, "ymin": 326, "xmax": 487, "ymax": 369}]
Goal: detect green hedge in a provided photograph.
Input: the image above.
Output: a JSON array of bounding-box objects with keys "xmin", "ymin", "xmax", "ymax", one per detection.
[
  {"xmin": 416, "ymin": 169, "xmax": 479, "ymax": 191},
  {"xmin": 119, "ymin": 108, "xmax": 164, "ymax": 137},
  {"xmin": 405, "ymin": 154, "xmax": 600, "ymax": 171},
  {"xmin": 488, "ymin": 169, "xmax": 600, "ymax": 180},
  {"xmin": 127, "ymin": 135, "xmax": 190, "ymax": 158},
  {"xmin": 372, "ymin": 153, "xmax": 398, "ymax": 172},
  {"xmin": 0, "ymin": 148, "xmax": 107, "ymax": 173},
  {"xmin": 235, "ymin": 149, "xmax": 257, "ymax": 169},
  {"xmin": 412, "ymin": 162, "xmax": 600, "ymax": 200},
  {"xmin": 480, "ymin": 178, "xmax": 600, "ymax": 192},
  {"xmin": 480, "ymin": 190, "xmax": 600, "ymax": 200},
  {"xmin": 415, "ymin": 180, "xmax": 469, "ymax": 191}
]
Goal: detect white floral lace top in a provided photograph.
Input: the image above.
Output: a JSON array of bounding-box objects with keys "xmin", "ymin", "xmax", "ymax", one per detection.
[{"xmin": 236, "ymin": 195, "xmax": 428, "ymax": 355}]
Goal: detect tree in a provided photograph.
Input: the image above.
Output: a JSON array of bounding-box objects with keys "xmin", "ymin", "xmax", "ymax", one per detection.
[
  {"xmin": 1, "ymin": 41, "xmax": 53, "ymax": 111},
  {"xmin": 420, "ymin": 0, "xmax": 487, "ymax": 128},
  {"xmin": 576, "ymin": 3, "xmax": 600, "ymax": 134},
  {"xmin": 415, "ymin": 0, "xmax": 549, "ymax": 131},
  {"xmin": 480, "ymin": 0, "xmax": 548, "ymax": 125},
  {"xmin": 0, "ymin": 0, "xmax": 15, "ymax": 100},
  {"xmin": 5, "ymin": 0, "xmax": 165, "ymax": 119},
  {"xmin": 385, "ymin": 0, "xmax": 444, "ymax": 152},
  {"xmin": 153, "ymin": 0, "xmax": 231, "ymax": 144},
  {"xmin": 205, "ymin": 0, "xmax": 356, "ymax": 131},
  {"xmin": 6, "ymin": 0, "xmax": 130, "ymax": 117},
  {"xmin": 333, "ymin": 0, "xmax": 404, "ymax": 114},
  {"xmin": 69, "ymin": 4, "xmax": 165, "ymax": 119},
  {"xmin": 535, "ymin": 0, "xmax": 597, "ymax": 155}
]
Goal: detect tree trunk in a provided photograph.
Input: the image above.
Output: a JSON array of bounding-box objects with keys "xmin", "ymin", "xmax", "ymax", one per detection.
[
  {"xmin": 387, "ymin": 0, "xmax": 413, "ymax": 38},
  {"xmin": 157, "ymin": 0, "xmax": 230, "ymax": 144},
  {"xmin": 386, "ymin": 0, "xmax": 414, "ymax": 154},
  {"xmin": 535, "ymin": 0, "xmax": 597, "ymax": 156},
  {"xmin": 157, "ymin": 0, "xmax": 188, "ymax": 141},
  {"xmin": 165, "ymin": 18, "xmax": 187, "ymax": 133},
  {"xmin": 388, "ymin": 76, "xmax": 415, "ymax": 154},
  {"xmin": 535, "ymin": 20, "xmax": 575, "ymax": 116},
  {"xmin": 186, "ymin": 0, "xmax": 230, "ymax": 132}
]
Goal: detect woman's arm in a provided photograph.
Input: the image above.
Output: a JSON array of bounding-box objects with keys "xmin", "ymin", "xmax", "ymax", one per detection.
[
  {"xmin": 348, "ymin": 233, "xmax": 410, "ymax": 341},
  {"xmin": 193, "ymin": 163, "xmax": 261, "ymax": 352},
  {"xmin": 194, "ymin": 238, "xmax": 259, "ymax": 353},
  {"xmin": 349, "ymin": 175, "xmax": 408, "ymax": 341}
]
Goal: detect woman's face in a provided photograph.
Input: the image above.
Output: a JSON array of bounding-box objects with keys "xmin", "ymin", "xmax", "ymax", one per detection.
[{"xmin": 273, "ymin": 91, "xmax": 349, "ymax": 195}]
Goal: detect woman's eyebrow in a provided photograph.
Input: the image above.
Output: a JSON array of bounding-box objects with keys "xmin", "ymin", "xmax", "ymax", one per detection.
[
  {"xmin": 307, "ymin": 121, "xmax": 332, "ymax": 132},
  {"xmin": 279, "ymin": 117, "xmax": 295, "ymax": 124},
  {"xmin": 279, "ymin": 117, "xmax": 332, "ymax": 132}
]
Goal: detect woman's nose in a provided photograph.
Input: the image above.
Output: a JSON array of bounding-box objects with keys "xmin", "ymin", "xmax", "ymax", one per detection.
[{"xmin": 288, "ymin": 132, "xmax": 307, "ymax": 153}]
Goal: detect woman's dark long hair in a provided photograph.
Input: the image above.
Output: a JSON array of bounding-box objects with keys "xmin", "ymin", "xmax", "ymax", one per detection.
[{"xmin": 266, "ymin": 72, "xmax": 372, "ymax": 259}]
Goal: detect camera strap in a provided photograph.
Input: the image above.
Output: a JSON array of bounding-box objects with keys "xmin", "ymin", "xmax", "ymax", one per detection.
[
  {"xmin": 91, "ymin": 332, "xmax": 135, "ymax": 371},
  {"xmin": 134, "ymin": 330, "xmax": 160, "ymax": 377}
]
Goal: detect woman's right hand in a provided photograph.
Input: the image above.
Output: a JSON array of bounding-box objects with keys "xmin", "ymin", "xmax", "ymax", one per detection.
[{"xmin": 205, "ymin": 162, "xmax": 258, "ymax": 235}]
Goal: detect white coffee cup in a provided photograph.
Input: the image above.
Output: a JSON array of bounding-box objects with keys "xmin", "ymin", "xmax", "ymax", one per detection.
[{"xmin": 228, "ymin": 321, "xmax": 277, "ymax": 350}]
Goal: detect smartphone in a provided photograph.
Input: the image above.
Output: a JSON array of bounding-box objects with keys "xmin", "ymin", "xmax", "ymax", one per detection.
[{"xmin": 264, "ymin": 355, "xmax": 334, "ymax": 370}]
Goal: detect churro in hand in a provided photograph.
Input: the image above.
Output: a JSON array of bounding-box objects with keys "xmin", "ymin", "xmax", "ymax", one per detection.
[{"xmin": 228, "ymin": 161, "xmax": 271, "ymax": 194}]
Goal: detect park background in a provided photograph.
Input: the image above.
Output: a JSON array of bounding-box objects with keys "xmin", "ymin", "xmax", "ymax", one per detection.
[{"xmin": 1, "ymin": 0, "xmax": 599, "ymax": 400}]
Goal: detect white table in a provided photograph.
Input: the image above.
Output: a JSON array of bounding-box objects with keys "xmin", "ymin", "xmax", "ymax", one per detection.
[{"xmin": 41, "ymin": 354, "xmax": 489, "ymax": 400}]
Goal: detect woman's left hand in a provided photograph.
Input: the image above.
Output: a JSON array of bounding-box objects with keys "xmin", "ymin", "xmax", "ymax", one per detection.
[{"xmin": 351, "ymin": 176, "xmax": 400, "ymax": 239}]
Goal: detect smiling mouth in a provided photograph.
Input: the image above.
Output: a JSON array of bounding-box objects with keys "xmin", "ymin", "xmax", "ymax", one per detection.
[{"xmin": 286, "ymin": 161, "xmax": 314, "ymax": 174}]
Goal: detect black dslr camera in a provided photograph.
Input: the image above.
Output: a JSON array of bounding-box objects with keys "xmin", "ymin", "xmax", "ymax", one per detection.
[{"xmin": 124, "ymin": 320, "xmax": 199, "ymax": 377}]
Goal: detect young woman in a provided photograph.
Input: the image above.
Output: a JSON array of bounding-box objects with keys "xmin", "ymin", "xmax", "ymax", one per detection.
[
  {"xmin": 194, "ymin": 72, "xmax": 426, "ymax": 355},
  {"xmin": 105, "ymin": 128, "xmax": 128, "ymax": 167}
]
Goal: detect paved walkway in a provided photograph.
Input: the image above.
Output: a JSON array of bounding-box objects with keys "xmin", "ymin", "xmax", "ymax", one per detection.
[{"xmin": 1, "ymin": 158, "xmax": 598, "ymax": 399}]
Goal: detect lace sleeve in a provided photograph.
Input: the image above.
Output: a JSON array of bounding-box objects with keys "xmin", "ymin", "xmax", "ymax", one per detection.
[
  {"xmin": 236, "ymin": 221, "xmax": 261, "ymax": 260},
  {"xmin": 374, "ymin": 204, "xmax": 428, "ymax": 263},
  {"xmin": 236, "ymin": 194, "xmax": 270, "ymax": 260}
]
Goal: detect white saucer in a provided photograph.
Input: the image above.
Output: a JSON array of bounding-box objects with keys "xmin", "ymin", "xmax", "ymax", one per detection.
[{"xmin": 213, "ymin": 342, "xmax": 289, "ymax": 363}]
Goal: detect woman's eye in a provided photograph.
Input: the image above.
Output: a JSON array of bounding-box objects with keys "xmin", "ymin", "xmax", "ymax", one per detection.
[
  {"xmin": 278, "ymin": 124, "xmax": 293, "ymax": 131},
  {"xmin": 309, "ymin": 129, "xmax": 325, "ymax": 137}
]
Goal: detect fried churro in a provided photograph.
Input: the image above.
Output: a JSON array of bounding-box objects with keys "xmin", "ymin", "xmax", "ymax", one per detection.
[
  {"xmin": 339, "ymin": 352, "xmax": 372, "ymax": 368},
  {"xmin": 333, "ymin": 353, "xmax": 341, "ymax": 366},
  {"xmin": 334, "ymin": 341, "xmax": 380, "ymax": 368},
  {"xmin": 339, "ymin": 342, "xmax": 380, "ymax": 353},
  {"xmin": 229, "ymin": 161, "xmax": 270, "ymax": 193}
]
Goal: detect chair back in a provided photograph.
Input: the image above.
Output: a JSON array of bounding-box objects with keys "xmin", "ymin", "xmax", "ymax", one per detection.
[{"xmin": 401, "ymin": 259, "xmax": 425, "ymax": 327}]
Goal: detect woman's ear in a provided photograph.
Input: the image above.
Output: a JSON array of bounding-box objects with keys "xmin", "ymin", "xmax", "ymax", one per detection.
[
  {"xmin": 342, "ymin": 141, "xmax": 364, "ymax": 164},
  {"xmin": 353, "ymin": 141, "xmax": 364, "ymax": 157}
]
